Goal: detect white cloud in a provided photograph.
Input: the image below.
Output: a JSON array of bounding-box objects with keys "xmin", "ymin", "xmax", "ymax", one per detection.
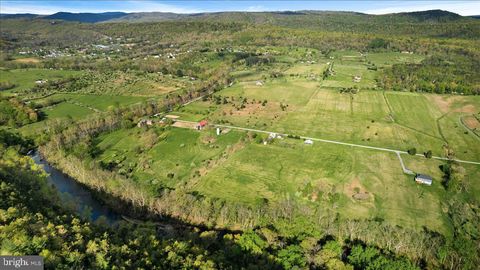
[
  {"xmin": 0, "ymin": 3, "xmax": 80, "ymax": 14},
  {"xmin": 0, "ymin": 1, "xmax": 203, "ymax": 15},
  {"xmin": 246, "ymin": 5, "xmax": 266, "ymax": 12},
  {"xmin": 118, "ymin": 1, "xmax": 202, "ymax": 14},
  {"xmin": 364, "ymin": 1, "xmax": 480, "ymax": 16}
]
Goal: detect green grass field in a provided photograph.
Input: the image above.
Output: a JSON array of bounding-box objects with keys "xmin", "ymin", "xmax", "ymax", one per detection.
[
  {"xmin": 18, "ymin": 92, "xmax": 148, "ymax": 136},
  {"xmin": 190, "ymin": 77, "xmax": 478, "ymax": 161},
  {"xmin": 87, "ymin": 50, "xmax": 478, "ymax": 235},
  {"xmin": 0, "ymin": 68, "xmax": 82, "ymax": 93},
  {"xmin": 364, "ymin": 52, "xmax": 424, "ymax": 67},
  {"xmin": 195, "ymin": 139, "xmax": 448, "ymax": 233},
  {"xmin": 47, "ymin": 93, "xmax": 149, "ymax": 111},
  {"xmin": 74, "ymin": 71, "xmax": 193, "ymax": 97},
  {"xmin": 96, "ymin": 127, "xmax": 245, "ymax": 189},
  {"xmin": 42, "ymin": 102, "xmax": 93, "ymax": 119},
  {"xmin": 92, "ymin": 123, "xmax": 451, "ymax": 233},
  {"xmin": 19, "ymin": 102, "xmax": 94, "ymax": 136}
]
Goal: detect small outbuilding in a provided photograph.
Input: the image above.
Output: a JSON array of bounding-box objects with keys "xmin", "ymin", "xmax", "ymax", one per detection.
[
  {"xmin": 414, "ymin": 174, "xmax": 433, "ymax": 186},
  {"xmin": 137, "ymin": 119, "xmax": 154, "ymax": 128},
  {"xmin": 197, "ymin": 120, "xmax": 208, "ymax": 130}
]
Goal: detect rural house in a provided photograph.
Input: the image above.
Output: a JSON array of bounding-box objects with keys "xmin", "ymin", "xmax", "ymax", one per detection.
[
  {"xmin": 137, "ymin": 119, "xmax": 154, "ymax": 128},
  {"xmin": 414, "ymin": 174, "xmax": 433, "ymax": 186},
  {"xmin": 197, "ymin": 120, "xmax": 208, "ymax": 130}
]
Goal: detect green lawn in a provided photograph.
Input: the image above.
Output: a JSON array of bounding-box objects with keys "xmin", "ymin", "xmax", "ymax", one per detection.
[
  {"xmin": 49, "ymin": 93, "xmax": 149, "ymax": 111},
  {"xmin": 0, "ymin": 68, "xmax": 82, "ymax": 93},
  {"xmin": 221, "ymin": 79, "xmax": 319, "ymax": 106},
  {"xmin": 42, "ymin": 102, "xmax": 93, "ymax": 119},
  {"xmin": 193, "ymin": 138, "xmax": 448, "ymax": 233},
  {"xmin": 19, "ymin": 103, "xmax": 93, "ymax": 136},
  {"xmin": 175, "ymin": 101, "xmax": 218, "ymax": 122},
  {"xmin": 199, "ymin": 82, "xmax": 477, "ymax": 161},
  {"xmin": 365, "ymin": 52, "xmax": 424, "ymax": 67},
  {"xmin": 322, "ymin": 62, "xmax": 377, "ymax": 89},
  {"xmin": 96, "ymin": 127, "xmax": 245, "ymax": 189}
]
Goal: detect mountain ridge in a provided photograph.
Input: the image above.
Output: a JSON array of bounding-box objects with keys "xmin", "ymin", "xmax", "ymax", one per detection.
[{"xmin": 0, "ymin": 9, "xmax": 470, "ymax": 24}]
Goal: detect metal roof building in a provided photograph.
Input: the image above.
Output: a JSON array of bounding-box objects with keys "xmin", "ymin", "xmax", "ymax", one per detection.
[{"xmin": 415, "ymin": 174, "xmax": 433, "ymax": 186}]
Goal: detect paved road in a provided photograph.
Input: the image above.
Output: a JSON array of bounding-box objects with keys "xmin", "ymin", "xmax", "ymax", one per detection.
[{"xmin": 174, "ymin": 120, "xmax": 480, "ymax": 165}]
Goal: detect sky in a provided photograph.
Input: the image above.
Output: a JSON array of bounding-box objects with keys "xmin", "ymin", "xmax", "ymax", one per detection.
[{"xmin": 1, "ymin": 1, "xmax": 479, "ymax": 16}]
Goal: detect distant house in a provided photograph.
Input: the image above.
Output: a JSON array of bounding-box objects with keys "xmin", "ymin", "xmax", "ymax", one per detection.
[
  {"xmin": 197, "ymin": 120, "xmax": 208, "ymax": 130},
  {"xmin": 304, "ymin": 139, "xmax": 313, "ymax": 145},
  {"xmin": 415, "ymin": 174, "xmax": 433, "ymax": 186},
  {"xmin": 353, "ymin": 76, "xmax": 361, "ymax": 83},
  {"xmin": 255, "ymin": 81, "xmax": 264, "ymax": 86},
  {"xmin": 137, "ymin": 119, "xmax": 154, "ymax": 128},
  {"xmin": 94, "ymin": 44, "xmax": 110, "ymax": 50}
]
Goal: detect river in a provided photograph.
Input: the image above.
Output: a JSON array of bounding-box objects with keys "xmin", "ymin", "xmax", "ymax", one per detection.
[{"xmin": 31, "ymin": 151, "xmax": 121, "ymax": 224}]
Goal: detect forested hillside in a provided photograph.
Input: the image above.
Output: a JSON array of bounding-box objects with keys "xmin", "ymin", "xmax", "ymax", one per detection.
[{"xmin": 2, "ymin": 10, "xmax": 478, "ymax": 38}]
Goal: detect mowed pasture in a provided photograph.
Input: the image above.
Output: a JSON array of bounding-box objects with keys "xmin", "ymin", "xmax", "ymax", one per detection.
[
  {"xmin": 90, "ymin": 50, "xmax": 477, "ymax": 235},
  {"xmin": 92, "ymin": 123, "xmax": 450, "ymax": 233},
  {"xmin": 429, "ymin": 95, "xmax": 480, "ymax": 161},
  {"xmin": 192, "ymin": 137, "xmax": 448, "ymax": 233},
  {"xmin": 0, "ymin": 68, "xmax": 83, "ymax": 93},
  {"xmin": 364, "ymin": 52, "xmax": 424, "ymax": 67},
  {"xmin": 189, "ymin": 59, "xmax": 479, "ymax": 160},
  {"xmin": 48, "ymin": 93, "xmax": 149, "ymax": 111},
  {"xmin": 19, "ymin": 93, "xmax": 148, "ymax": 136},
  {"xmin": 322, "ymin": 62, "xmax": 377, "ymax": 89},
  {"xmin": 95, "ymin": 127, "xmax": 245, "ymax": 190},
  {"xmin": 202, "ymin": 81, "xmax": 476, "ymax": 160},
  {"xmin": 19, "ymin": 102, "xmax": 94, "ymax": 135},
  {"xmin": 41, "ymin": 102, "xmax": 93, "ymax": 120}
]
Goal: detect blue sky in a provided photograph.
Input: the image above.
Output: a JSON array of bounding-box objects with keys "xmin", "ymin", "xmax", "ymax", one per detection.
[{"xmin": 1, "ymin": 1, "xmax": 479, "ymax": 15}]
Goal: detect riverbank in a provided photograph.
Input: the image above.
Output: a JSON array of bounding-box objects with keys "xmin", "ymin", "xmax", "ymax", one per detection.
[{"xmin": 32, "ymin": 150, "xmax": 242, "ymax": 234}]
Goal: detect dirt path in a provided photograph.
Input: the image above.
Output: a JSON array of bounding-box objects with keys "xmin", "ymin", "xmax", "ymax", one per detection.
[
  {"xmin": 436, "ymin": 113, "xmax": 449, "ymax": 144},
  {"xmin": 382, "ymin": 91, "xmax": 395, "ymax": 122},
  {"xmin": 396, "ymin": 151, "xmax": 415, "ymax": 175},
  {"xmin": 459, "ymin": 115, "xmax": 480, "ymax": 141}
]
